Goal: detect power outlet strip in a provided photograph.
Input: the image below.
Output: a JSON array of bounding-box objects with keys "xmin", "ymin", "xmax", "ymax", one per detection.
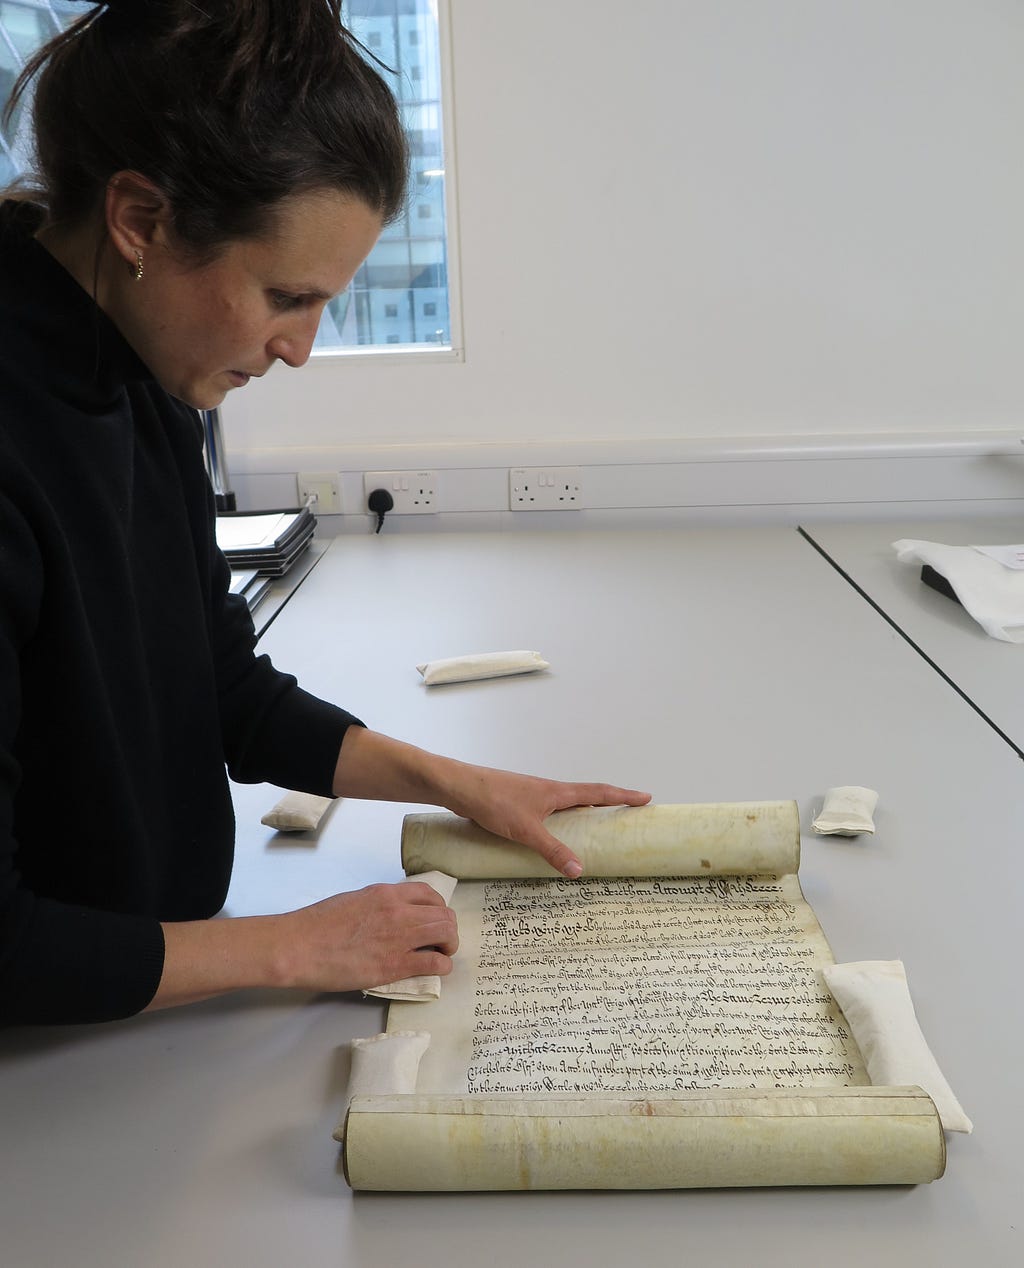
[
  {"xmin": 509, "ymin": 467, "xmax": 584, "ymax": 510},
  {"xmin": 363, "ymin": 470, "xmax": 438, "ymax": 514}
]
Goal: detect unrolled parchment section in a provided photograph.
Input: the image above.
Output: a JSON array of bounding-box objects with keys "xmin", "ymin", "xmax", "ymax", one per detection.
[
  {"xmin": 401, "ymin": 801, "xmax": 800, "ymax": 879},
  {"xmin": 462, "ymin": 873, "xmax": 864, "ymax": 1095},
  {"xmin": 391, "ymin": 870, "xmax": 869, "ymax": 1097}
]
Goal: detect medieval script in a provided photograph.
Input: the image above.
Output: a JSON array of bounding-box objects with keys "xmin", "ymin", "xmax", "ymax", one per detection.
[{"xmin": 395, "ymin": 872, "xmax": 867, "ymax": 1096}]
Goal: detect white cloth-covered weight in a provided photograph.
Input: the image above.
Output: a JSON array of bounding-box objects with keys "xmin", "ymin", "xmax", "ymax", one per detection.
[
  {"xmin": 417, "ymin": 650, "xmax": 549, "ymax": 686},
  {"xmin": 812, "ymin": 786, "xmax": 878, "ymax": 836},
  {"xmin": 823, "ymin": 960, "xmax": 972, "ymax": 1134},
  {"xmin": 260, "ymin": 790, "xmax": 334, "ymax": 832},
  {"xmin": 333, "ymin": 1030, "xmax": 430, "ymax": 1141}
]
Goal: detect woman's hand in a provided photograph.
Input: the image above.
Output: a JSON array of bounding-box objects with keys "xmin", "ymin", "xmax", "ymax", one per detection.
[
  {"xmin": 149, "ymin": 880, "xmax": 457, "ymax": 1011},
  {"xmin": 437, "ymin": 763, "xmax": 651, "ymax": 877},
  {"xmin": 275, "ymin": 880, "xmax": 458, "ymax": 992},
  {"xmin": 150, "ymin": 729, "xmax": 648, "ymax": 1014},
  {"xmin": 333, "ymin": 728, "xmax": 651, "ymax": 878}
]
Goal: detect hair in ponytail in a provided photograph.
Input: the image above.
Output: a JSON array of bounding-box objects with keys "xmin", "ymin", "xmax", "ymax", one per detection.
[{"xmin": 6, "ymin": 0, "xmax": 408, "ymax": 258}]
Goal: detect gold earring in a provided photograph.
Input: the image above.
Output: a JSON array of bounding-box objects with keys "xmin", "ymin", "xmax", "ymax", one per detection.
[{"xmin": 134, "ymin": 251, "xmax": 144, "ymax": 282}]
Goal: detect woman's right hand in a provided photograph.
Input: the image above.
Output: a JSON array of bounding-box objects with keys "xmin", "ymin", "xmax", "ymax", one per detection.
[
  {"xmin": 275, "ymin": 881, "xmax": 458, "ymax": 992},
  {"xmin": 150, "ymin": 881, "xmax": 457, "ymax": 1011}
]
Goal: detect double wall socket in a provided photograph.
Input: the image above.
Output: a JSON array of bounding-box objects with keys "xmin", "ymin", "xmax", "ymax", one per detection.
[
  {"xmin": 363, "ymin": 470, "xmax": 438, "ymax": 514},
  {"xmin": 509, "ymin": 467, "xmax": 584, "ymax": 510}
]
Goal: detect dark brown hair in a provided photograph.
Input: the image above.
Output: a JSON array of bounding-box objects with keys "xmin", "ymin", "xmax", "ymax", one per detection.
[{"xmin": 6, "ymin": 0, "xmax": 408, "ymax": 256}]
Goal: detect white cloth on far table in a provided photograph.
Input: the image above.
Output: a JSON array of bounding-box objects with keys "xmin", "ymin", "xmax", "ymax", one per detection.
[{"xmin": 893, "ymin": 539, "xmax": 1024, "ymax": 643}]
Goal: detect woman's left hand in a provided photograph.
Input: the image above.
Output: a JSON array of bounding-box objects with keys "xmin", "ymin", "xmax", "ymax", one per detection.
[
  {"xmin": 333, "ymin": 728, "xmax": 651, "ymax": 876},
  {"xmin": 436, "ymin": 761, "xmax": 651, "ymax": 877}
]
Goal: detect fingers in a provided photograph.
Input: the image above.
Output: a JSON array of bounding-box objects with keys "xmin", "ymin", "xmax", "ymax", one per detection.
[
  {"xmin": 401, "ymin": 880, "xmax": 451, "ymax": 907},
  {"xmin": 556, "ymin": 783, "xmax": 652, "ymax": 811},
  {"xmin": 441, "ymin": 762, "xmax": 652, "ymax": 881},
  {"xmin": 411, "ymin": 908, "xmax": 460, "ymax": 957},
  {"xmin": 369, "ymin": 882, "xmax": 458, "ymax": 955},
  {"xmin": 405, "ymin": 947, "xmax": 455, "ymax": 978},
  {"xmin": 389, "ymin": 882, "xmax": 458, "ymax": 952},
  {"xmin": 514, "ymin": 825, "xmax": 584, "ymax": 879},
  {"xmin": 528, "ymin": 785, "xmax": 652, "ymax": 877},
  {"xmin": 612, "ymin": 786, "xmax": 652, "ymax": 807},
  {"xmin": 285, "ymin": 883, "xmax": 459, "ymax": 993},
  {"xmin": 382, "ymin": 904, "xmax": 458, "ymax": 981}
]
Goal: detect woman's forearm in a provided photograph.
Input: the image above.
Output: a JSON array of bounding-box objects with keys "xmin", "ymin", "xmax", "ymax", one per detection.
[
  {"xmin": 145, "ymin": 732, "xmax": 648, "ymax": 1013},
  {"xmin": 146, "ymin": 881, "xmax": 457, "ymax": 1012},
  {"xmin": 331, "ymin": 726, "xmax": 461, "ymax": 804},
  {"xmin": 146, "ymin": 914, "xmax": 288, "ymax": 1010}
]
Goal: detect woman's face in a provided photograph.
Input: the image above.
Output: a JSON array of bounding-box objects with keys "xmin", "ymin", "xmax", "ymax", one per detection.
[{"xmin": 113, "ymin": 188, "xmax": 383, "ymax": 409}]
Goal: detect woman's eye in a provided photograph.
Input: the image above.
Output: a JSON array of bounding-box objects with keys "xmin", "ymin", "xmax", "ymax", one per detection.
[{"xmin": 270, "ymin": 291, "xmax": 303, "ymax": 311}]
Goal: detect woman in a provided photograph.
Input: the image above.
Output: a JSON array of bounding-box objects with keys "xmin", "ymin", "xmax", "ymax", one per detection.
[{"xmin": 0, "ymin": 0, "xmax": 648, "ymax": 1024}]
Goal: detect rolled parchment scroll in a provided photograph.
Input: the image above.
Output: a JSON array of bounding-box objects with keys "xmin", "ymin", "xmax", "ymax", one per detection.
[
  {"xmin": 341, "ymin": 802, "xmax": 949, "ymax": 1191},
  {"xmin": 401, "ymin": 801, "xmax": 800, "ymax": 879},
  {"xmin": 343, "ymin": 1088, "xmax": 945, "ymax": 1191}
]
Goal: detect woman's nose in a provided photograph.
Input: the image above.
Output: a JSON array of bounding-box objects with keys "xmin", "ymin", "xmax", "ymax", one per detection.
[{"xmin": 268, "ymin": 314, "xmax": 320, "ymax": 368}]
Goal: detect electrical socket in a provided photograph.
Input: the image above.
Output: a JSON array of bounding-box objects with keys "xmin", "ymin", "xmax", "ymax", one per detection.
[
  {"xmin": 509, "ymin": 467, "xmax": 584, "ymax": 510},
  {"xmin": 363, "ymin": 470, "xmax": 438, "ymax": 514},
  {"xmin": 297, "ymin": 471, "xmax": 341, "ymax": 513}
]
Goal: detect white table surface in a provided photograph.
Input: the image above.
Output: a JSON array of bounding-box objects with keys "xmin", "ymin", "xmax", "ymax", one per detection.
[
  {"xmin": 248, "ymin": 536, "xmax": 330, "ymax": 638},
  {"xmin": 2, "ymin": 527, "xmax": 1021, "ymax": 1268},
  {"xmin": 802, "ymin": 516, "xmax": 1024, "ymax": 756}
]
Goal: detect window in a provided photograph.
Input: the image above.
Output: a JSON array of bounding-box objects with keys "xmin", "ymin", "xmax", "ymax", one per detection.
[
  {"xmin": 0, "ymin": 0, "xmax": 72, "ymax": 184},
  {"xmin": 317, "ymin": 0, "xmax": 454, "ymax": 354},
  {"xmin": 0, "ymin": 0, "xmax": 455, "ymax": 356}
]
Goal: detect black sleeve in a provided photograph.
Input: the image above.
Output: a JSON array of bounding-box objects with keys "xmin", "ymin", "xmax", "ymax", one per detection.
[
  {"xmin": 176, "ymin": 405, "xmax": 365, "ymax": 795},
  {"xmin": 0, "ymin": 494, "xmax": 165, "ymax": 1024}
]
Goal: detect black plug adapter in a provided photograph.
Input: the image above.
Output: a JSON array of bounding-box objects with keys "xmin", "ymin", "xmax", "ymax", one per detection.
[{"xmin": 368, "ymin": 488, "xmax": 394, "ymax": 534}]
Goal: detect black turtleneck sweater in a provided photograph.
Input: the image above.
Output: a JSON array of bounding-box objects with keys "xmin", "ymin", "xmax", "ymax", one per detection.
[{"xmin": 0, "ymin": 203, "xmax": 361, "ymax": 1024}]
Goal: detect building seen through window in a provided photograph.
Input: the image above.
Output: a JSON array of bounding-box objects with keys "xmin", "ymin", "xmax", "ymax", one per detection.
[{"xmin": 0, "ymin": 0, "xmax": 452, "ymax": 353}]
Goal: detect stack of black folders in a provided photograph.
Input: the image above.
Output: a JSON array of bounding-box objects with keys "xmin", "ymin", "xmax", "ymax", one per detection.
[
  {"xmin": 227, "ymin": 567, "xmax": 271, "ymax": 615},
  {"xmin": 215, "ymin": 506, "xmax": 316, "ymax": 578}
]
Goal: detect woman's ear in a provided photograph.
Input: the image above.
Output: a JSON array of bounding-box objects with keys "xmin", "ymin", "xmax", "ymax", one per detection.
[{"xmin": 104, "ymin": 171, "xmax": 171, "ymax": 272}]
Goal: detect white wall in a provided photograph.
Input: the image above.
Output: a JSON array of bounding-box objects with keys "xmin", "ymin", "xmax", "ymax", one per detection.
[{"xmin": 223, "ymin": 1, "xmax": 1023, "ymax": 489}]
